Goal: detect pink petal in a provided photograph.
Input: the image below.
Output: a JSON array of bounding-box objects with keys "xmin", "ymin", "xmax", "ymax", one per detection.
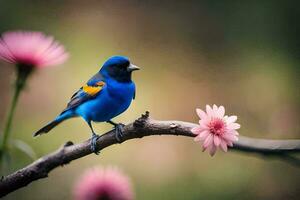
[
  {"xmin": 199, "ymin": 119, "xmax": 209, "ymax": 128},
  {"xmin": 199, "ymin": 130, "xmax": 210, "ymax": 139},
  {"xmin": 196, "ymin": 108, "xmax": 207, "ymax": 120},
  {"xmin": 203, "ymin": 134, "xmax": 213, "ymax": 149},
  {"xmin": 217, "ymin": 106, "xmax": 225, "ymax": 118},
  {"xmin": 227, "ymin": 123, "xmax": 241, "ymax": 130},
  {"xmin": 213, "ymin": 104, "xmax": 218, "ymax": 112},
  {"xmin": 232, "ymin": 130, "xmax": 239, "ymax": 136},
  {"xmin": 220, "ymin": 140, "xmax": 228, "ymax": 152},
  {"xmin": 208, "ymin": 144, "xmax": 217, "ymax": 156},
  {"xmin": 226, "ymin": 129, "xmax": 239, "ymax": 135},
  {"xmin": 194, "ymin": 134, "xmax": 203, "ymax": 142},
  {"xmin": 194, "ymin": 130, "xmax": 209, "ymax": 142},
  {"xmin": 206, "ymin": 105, "xmax": 213, "ymax": 118},
  {"xmin": 213, "ymin": 135, "xmax": 221, "ymax": 146},
  {"xmin": 191, "ymin": 126, "xmax": 203, "ymax": 135},
  {"xmin": 222, "ymin": 133, "xmax": 238, "ymax": 142},
  {"xmin": 226, "ymin": 115, "xmax": 237, "ymax": 124}
]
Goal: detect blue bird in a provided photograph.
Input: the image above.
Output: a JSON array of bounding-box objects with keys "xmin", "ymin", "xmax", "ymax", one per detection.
[{"xmin": 34, "ymin": 55, "xmax": 140, "ymax": 153}]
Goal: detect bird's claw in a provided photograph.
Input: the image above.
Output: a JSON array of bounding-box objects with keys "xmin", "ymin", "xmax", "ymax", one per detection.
[
  {"xmin": 115, "ymin": 123, "xmax": 125, "ymax": 143},
  {"xmin": 91, "ymin": 133, "xmax": 100, "ymax": 154}
]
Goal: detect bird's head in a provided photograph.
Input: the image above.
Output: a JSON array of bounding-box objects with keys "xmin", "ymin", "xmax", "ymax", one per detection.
[{"xmin": 100, "ymin": 56, "xmax": 140, "ymax": 82}]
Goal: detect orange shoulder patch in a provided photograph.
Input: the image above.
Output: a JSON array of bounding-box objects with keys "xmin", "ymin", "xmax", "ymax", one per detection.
[
  {"xmin": 82, "ymin": 82, "xmax": 105, "ymax": 96},
  {"xmin": 96, "ymin": 81, "xmax": 105, "ymax": 86}
]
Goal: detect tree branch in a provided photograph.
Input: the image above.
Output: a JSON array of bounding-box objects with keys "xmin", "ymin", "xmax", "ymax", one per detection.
[{"xmin": 1, "ymin": 111, "xmax": 300, "ymax": 197}]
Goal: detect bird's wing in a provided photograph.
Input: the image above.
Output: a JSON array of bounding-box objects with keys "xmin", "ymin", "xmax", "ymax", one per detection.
[{"xmin": 61, "ymin": 73, "xmax": 105, "ymax": 114}]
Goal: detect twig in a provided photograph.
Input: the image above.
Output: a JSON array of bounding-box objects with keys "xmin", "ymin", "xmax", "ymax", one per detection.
[{"xmin": 0, "ymin": 111, "xmax": 300, "ymax": 197}]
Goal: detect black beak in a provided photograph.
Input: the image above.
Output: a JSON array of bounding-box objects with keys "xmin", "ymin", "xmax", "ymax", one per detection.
[{"xmin": 127, "ymin": 64, "xmax": 140, "ymax": 72}]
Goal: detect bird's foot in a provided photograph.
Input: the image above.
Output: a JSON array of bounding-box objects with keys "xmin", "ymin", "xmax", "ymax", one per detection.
[
  {"xmin": 90, "ymin": 133, "xmax": 100, "ymax": 154},
  {"xmin": 115, "ymin": 123, "xmax": 125, "ymax": 143}
]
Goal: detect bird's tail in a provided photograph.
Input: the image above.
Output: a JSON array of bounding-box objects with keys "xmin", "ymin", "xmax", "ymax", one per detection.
[{"xmin": 33, "ymin": 111, "xmax": 75, "ymax": 137}]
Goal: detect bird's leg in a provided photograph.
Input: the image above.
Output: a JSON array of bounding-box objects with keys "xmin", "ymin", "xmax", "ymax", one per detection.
[
  {"xmin": 87, "ymin": 121, "xmax": 100, "ymax": 154},
  {"xmin": 107, "ymin": 120, "xmax": 125, "ymax": 143}
]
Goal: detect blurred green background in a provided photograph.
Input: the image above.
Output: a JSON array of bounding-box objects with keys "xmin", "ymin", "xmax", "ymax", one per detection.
[{"xmin": 0, "ymin": 0, "xmax": 300, "ymax": 199}]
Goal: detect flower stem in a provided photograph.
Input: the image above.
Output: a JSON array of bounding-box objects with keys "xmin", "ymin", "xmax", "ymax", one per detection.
[{"xmin": 0, "ymin": 64, "xmax": 33, "ymax": 161}]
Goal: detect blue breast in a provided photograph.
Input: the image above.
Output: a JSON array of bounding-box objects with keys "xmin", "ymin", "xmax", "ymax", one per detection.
[{"xmin": 75, "ymin": 79, "xmax": 135, "ymax": 122}]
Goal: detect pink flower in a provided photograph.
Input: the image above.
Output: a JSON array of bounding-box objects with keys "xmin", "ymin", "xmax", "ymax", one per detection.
[
  {"xmin": 73, "ymin": 166, "xmax": 134, "ymax": 200},
  {"xmin": 0, "ymin": 31, "xmax": 68, "ymax": 68},
  {"xmin": 191, "ymin": 105, "xmax": 240, "ymax": 156}
]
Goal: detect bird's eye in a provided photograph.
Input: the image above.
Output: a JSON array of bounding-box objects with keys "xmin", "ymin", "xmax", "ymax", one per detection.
[{"xmin": 119, "ymin": 62, "xmax": 129, "ymax": 69}]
